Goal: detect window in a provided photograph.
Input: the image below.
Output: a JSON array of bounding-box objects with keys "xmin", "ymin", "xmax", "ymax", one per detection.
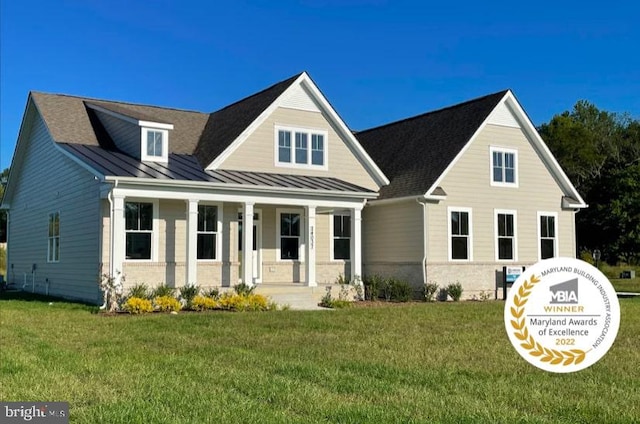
[
  {"xmin": 197, "ymin": 205, "xmax": 218, "ymax": 260},
  {"xmin": 496, "ymin": 211, "xmax": 516, "ymax": 260},
  {"xmin": 141, "ymin": 128, "xmax": 168, "ymax": 162},
  {"xmin": 279, "ymin": 212, "xmax": 300, "ymax": 260},
  {"xmin": 125, "ymin": 202, "xmax": 153, "ymax": 260},
  {"xmin": 48, "ymin": 212, "xmax": 60, "ymax": 262},
  {"xmin": 539, "ymin": 213, "xmax": 557, "ymax": 259},
  {"xmin": 449, "ymin": 208, "xmax": 471, "ymax": 260},
  {"xmin": 491, "ymin": 147, "xmax": 517, "ymax": 186},
  {"xmin": 333, "ymin": 214, "xmax": 351, "ymax": 260},
  {"xmin": 275, "ymin": 126, "xmax": 327, "ymax": 168}
]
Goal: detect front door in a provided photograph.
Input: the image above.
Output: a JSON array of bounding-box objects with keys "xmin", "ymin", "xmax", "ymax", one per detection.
[{"xmin": 238, "ymin": 210, "xmax": 262, "ymax": 283}]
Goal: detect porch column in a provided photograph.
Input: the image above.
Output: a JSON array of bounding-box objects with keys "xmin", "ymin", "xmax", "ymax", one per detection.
[
  {"xmin": 305, "ymin": 205, "xmax": 317, "ymax": 287},
  {"xmin": 111, "ymin": 194, "xmax": 125, "ymax": 285},
  {"xmin": 242, "ymin": 202, "xmax": 255, "ymax": 286},
  {"xmin": 185, "ymin": 199, "xmax": 199, "ymax": 286},
  {"xmin": 350, "ymin": 207, "xmax": 362, "ymax": 282}
]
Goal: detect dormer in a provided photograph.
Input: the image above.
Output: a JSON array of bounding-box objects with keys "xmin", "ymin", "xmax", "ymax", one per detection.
[{"xmin": 85, "ymin": 102, "xmax": 174, "ymax": 163}]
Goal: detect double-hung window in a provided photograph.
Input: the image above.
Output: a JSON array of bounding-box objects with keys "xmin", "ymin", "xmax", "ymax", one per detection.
[
  {"xmin": 491, "ymin": 147, "xmax": 517, "ymax": 186},
  {"xmin": 125, "ymin": 202, "xmax": 153, "ymax": 260},
  {"xmin": 539, "ymin": 213, "xmax": 557, "ymax": 259},
  {"xmin": 197, "ymin": 205, "xmax": 218, "ymax": 260},
  {"xmin": 449, "ymin": 208, "xmax": 472, "ymax": 261},
  {"xmin": 48, "ymin": 212, "xmax": 60, "ymax": 262},
  {"xmin": 332, "ymin": 214, "xmax": 351, "ymax": 260},
  {"xmin": 496, "ymin": 211, "xmax": 516, "ymax": 260},
  {"xmin": 141, "ymin": 128, "xmax": 169, "ymax": 162},
  {"xmin": 279, "ymin": 212, "xmax": 301, "ymax": 260},
  {"xmin": 276, "ymin": 126, "xmax": 327, "ymax": 168}
]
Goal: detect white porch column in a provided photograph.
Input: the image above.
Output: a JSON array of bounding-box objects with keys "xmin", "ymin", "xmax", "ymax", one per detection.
[
  {"xmin": 111, "ymin": 194, "xmax": 125, "ymax": 285},
  {"xmin": 350, "ymin": 207, "xmax": 362, "ymax": 282},
  {"xmin": 185, "ymin": 199, "xmax": 199, "ymax": 286},
  {"xmin": 242, "ymin": 202, "xmax": 255, "ymax": 286},
  {"xmin": 305, "ymin": 205, "xmax": 317, "ymax": 287}
]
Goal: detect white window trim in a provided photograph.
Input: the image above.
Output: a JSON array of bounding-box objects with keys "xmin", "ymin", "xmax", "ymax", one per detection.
[
  {"xmin": 276, "ymin": 208, "xmax": 305, "ymax": 262},
  {"xmin": 141, "ymin": 127, "xmax": 169, "ymax": 163},
  {"xmin": 537, "ymin": 211, "xmax": 559, "ymax": 260},
  {"xmin": 274, "ymin": 125, "xmax": 328, "ymax": 170},
  {"xmin": 329, "ymin": 212, "xmax": 351, "ymax": 262},
  {"xmin": 490, "ymin": 146, "xmax": 518, "ymax": 188},
  {"xmin": 494, "ymin": 209, "xmax": 518, "ymax": 262},
  {"xmin": 447, "ymin": 207, "xmax": 473, "ymax": 262},
  {"xmin": 47, "ymin": 211, "xmax": 60, "ymax": 263},
  {"xmin": 197, "ymin": 203, "xmax": 223, "ymax": 262},
  {"xmin": 124, "ymin": 198, "xmax": 159, "ymax": 262}
]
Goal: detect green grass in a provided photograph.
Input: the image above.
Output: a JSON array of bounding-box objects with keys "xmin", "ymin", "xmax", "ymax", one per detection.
[{"xmin": 1, "ymin": 292, "xmax": 639, "ymax": 423}]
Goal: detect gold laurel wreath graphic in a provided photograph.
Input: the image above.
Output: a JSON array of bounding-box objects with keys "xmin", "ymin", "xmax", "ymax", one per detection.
[{"xmin": 510, "ymin": 275, "xmax": 587, "ymax": 366}]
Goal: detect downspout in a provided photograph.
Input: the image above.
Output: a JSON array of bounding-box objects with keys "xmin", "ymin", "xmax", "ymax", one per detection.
[
  {"xmin": 101, "ymin": 180, "xmax": 117, "ymax": 310},
  {"xmin": 417, "ymin": 198, "xmax": 427, "ymax": 286}
]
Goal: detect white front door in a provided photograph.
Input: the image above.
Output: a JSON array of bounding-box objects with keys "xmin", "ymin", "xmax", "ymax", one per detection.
[{"xmin": 238, "ymin": 210, "xmax": 262, "ymax": 283}]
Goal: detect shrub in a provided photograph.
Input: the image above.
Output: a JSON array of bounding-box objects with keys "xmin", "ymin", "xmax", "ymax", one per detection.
[
  {"xmin": 245, "ymin": 294, "xmax": 269, "ymax": 311},
  {"xmin": 319, "ymin": 286, "xmax": 333, "ymax": 308},
  {"xmin": 151, "ymin": 283, "xmax": 175, "ymax": 298},
  {"xmin": 179, "ymin": 284, "xmax": 200, "ymax": 308},
  {"xmin": 127, "ymin": 283, "xmax": 150, "ymax": 300},
  {"xmin": 154, "ymin": 295, "xmax": 182, "ymax": 312},
  {"xmin": 233, "ymin": 282, "xmax": 255, "ymax": 296},
  {"xmin": 123, "ymin": 297, "xmax": 153, "ymax": 314},
  {"xmin": 191, "ymin": 295, "xmax": 218, "ymax": 311},
  {"xmin": 351, "ymin": 275, "xmax": 364, "ymax": 301},
  {"xmin": 388, "ymin": 278, "xmax": 412, "ymax": 302},
  {"xmin": 437, "ymin": 287, "xmax": 449, "ymax": 301},
  {"xmin": 329, "ymin": 299, "xmax": 352, "ymax": 309},
  {"xmin": 363, "ymin": 274, "xmax": 384, "ymax": 301},
  {"xmin": 424, "ymin": 281, "xmax": 439, "ymax": 302},
  {"xmin": 446, "ymin": 282, "xmax": 464, "ymax": 302},
  {"xmin": 335, "ymin": 273, "xmax": 350, "ymax": 285},
  {"xmin": 204, "ymin": 287, "xmax": 220, "ymax": 299}
]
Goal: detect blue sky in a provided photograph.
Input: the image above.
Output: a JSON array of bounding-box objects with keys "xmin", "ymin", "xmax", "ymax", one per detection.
[{"xmin": 1, "ymin": 0, "xmax": 638, "ymax": 170}]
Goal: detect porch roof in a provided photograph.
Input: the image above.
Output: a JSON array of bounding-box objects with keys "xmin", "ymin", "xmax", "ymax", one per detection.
[{"xmin": 59, "ymin": 143, "xmax": 375, "ymax": 194}]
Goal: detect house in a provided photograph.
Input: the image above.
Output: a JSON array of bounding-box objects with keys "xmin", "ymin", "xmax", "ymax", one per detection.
[
  {"xmin": 357, "ymin": 90, "xmax": 587, "ymax": 298},
  {"xmin": 1, "ymin": 72, "xmax": 389, "ymax": 303}
]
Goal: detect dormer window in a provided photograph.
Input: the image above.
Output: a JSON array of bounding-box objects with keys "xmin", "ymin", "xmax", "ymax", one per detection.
[
  {"xmin": 141, "ymin": 128, "xmax": 169, "ymax": 163},
  {"xmin": 275, "ymin": 125, "xmax": 328, "ymax": 169}
]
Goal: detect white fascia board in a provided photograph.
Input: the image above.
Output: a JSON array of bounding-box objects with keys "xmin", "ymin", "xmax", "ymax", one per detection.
[
  {"xmin": 503, "ymin": 92, "xmax": 587, "ymax": 208},
  {"xmin": 85, "ymin": 103, "xmax": 173, "ymax": 129}
]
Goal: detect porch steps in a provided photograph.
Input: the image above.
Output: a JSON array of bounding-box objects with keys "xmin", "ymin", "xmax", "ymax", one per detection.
[{"xmin": 254, "ymin": 284, "xmax": 331, "ymax": 310}]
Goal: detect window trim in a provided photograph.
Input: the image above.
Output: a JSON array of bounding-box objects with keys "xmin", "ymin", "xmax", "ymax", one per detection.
[
  {"xmin": 537, "ymin": 211, "xmax": 558, "ymax": 260},
  {"xmin": 494, "ymin": 209, "xmax": 518, "ymax": 262},
  {"xmin": 124, "ymin": 199, "xmax": 159, "ymax": 262},
  {"xmin": 47, "ymin": 211, "xmax": 60, "ymax": 263},
  {"xmin": 330, "ymin": 212, "xmax": 351, "ymax": 261},
  {"xmin": 197, "ymin": 203, "xmax": 223, "ymax": 262},
  {"xmin": 274, "ymin": 125, "xmax": 328, "ymax": 170},
  {"xmin": 490, "ymin": 146, "xmax": 518, "ymax": 187},
  {"xmin": 141, "ymin": 128, "xmax": 169, "ymax": 163},
  {"xmin": 276, "ymin": 208, "xmax": 304, "ymax": 262},
  {"xmin": 447, "ymin": 207, "xmax": 473, "ymax": 262}
]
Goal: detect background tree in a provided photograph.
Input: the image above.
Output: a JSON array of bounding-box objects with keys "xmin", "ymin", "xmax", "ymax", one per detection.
[
  {"xmin": 539, "ymin": 102, "xmax": 640, "ymax": 264},
  {"xmin": 0, "ymin": 167, "xmax": 8, "ymax": 243}
]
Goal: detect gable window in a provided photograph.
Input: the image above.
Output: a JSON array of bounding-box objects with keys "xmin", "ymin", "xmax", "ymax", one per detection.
[
  {"xmin": 539, "ymin": 213, "xmax": 557, "ymax": 260},
  {"xmin": 47, "ymin": 212, "xmax": 60, "ymax": 262},
  {"xmin": 125, "ymin": 202, "xmax": 153, "ymax": 260},
  {"xmin": 141, "ymin": 128, "xmax": 168, "ymax": 162},
  {"xmin": 449, "ymin": 208, "xmax": 472, "ymax": 261},
  {"xmin": 197, "ymin": 205, "xmax": 219, "ymax": 260},
  {"xmin": 332, "ymin": 214, "xmax": 351, "ymax": 260},
  {"xmin": 496, "ymin": 211, "xmax": 517, "ymax": 261},
  {"xmin": 275, "ymin": 126, "xmax": 327, "ymax": 168},
  {"xmin": 279, "ymin": 212, "xmax": 301, "ymax": 260},
  {"xmin": 491, "ymin": 147, "xmax": 517, "ymax": 186}
]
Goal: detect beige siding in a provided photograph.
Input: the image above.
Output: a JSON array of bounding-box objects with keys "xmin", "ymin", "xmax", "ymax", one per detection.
[
  {"xmin": 94, "ymin": 109, "xmax": 140, "ymax": 158},
  {"xmin": 428, "ymin": 123, "xmax": 577, "ymax": 265},
  {"xmin": 8, "ymin": 109, "xmax": 102, "ymax": 302},
  {"xmin": 219, "ymin": 107, "xmax": 379, "ymax": 191}
]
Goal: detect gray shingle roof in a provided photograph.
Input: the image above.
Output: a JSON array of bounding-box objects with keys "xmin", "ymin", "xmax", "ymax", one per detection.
[{"xmin": 356, "ymin": 90, "xmax": 508, "ymax": 199}]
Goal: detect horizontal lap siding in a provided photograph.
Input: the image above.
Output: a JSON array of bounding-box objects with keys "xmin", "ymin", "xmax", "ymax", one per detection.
[
  {"xmin": 428, "ymin": 124, "xmax": 575, "ymax": 264},
  {"xmin": 219, "ymin": 107, "xmax": 379, "ymax": 191},
  {"xmin": 94, "ymin": 110, "xmax": 140, "ymax": 158},
  {"xmin": 9, "ymin": 111, "xmax": 101, "ymax": 302}
]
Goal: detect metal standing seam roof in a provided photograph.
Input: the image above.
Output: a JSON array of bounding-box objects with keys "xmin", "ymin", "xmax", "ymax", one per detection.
[{"xmin": 58, "ymin": 143, "xmax": 374, "ymax": 194}]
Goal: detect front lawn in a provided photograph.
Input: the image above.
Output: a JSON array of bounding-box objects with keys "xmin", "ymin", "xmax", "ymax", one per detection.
[{"xmin": 1, "ymin": 293, "xmax": 639, "ymax": 423}]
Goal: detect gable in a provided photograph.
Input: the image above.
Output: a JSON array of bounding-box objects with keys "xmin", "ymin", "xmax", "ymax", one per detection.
[
  {"xmin": 486, "ymin": 101, "xmax": 520, "ymax": 128},
  {"xmin": 279, "ymin": 83, "xmax": 321, "ymax": 113}
]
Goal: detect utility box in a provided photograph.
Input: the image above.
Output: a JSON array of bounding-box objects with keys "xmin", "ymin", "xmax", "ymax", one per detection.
[{"xmin": 620, "ymin": 270, "xmax": 636, "ymax": 279}]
